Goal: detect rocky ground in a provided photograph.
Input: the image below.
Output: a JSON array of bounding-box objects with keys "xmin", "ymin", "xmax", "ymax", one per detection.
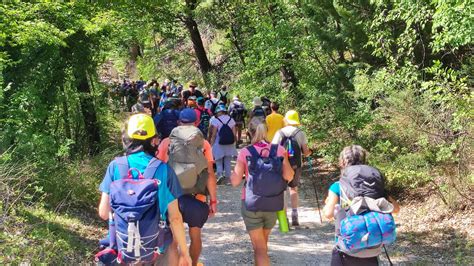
[{"xmin": 198, "ymin": 158, "xmax": 473, "ymax": 265}]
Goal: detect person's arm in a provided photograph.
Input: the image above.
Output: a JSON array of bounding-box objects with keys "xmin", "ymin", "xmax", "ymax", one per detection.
[
  {"xmin": 281, "ymin": 154, "xmax": 295, "ymax": 182},
  {"xmin": 323, "ymin": 191, "xmax": 339, "ymax": 220},
  {"xmin": 203, "ymin": 141, "xmax": 217, "ymax": 217},
  {"xmin": 98, "ymin": 192, "xmax": 110, "ymax": 220},
  {"xmin": 167, "ymin": 199, "xmax": 192, "ymax": 265},
  {"xmin": 232, "ymin": 123, "xmax": 238, "ymax": 142},
  {"xmin": 209, "ymin": 125, "xmax": 218, "ymax": 146},
  {"xmin": 231, "ymin": 159, "xmax": 246, "ymax": 187},
  {"xmin": 301, "ymin": 143, "xmax": 311, "ymax": 157},
  {"xmin": 300, "ymin": 131, "xmax": 311, "ymax": 157},
  {"xmin": 388, "ymin": 196, "xmax": 400, "ymax": 214}
]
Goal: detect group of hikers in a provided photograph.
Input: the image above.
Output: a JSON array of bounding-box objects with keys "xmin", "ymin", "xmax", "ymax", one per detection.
[{"xmin": 96, "ymin": 79, "xmax": 400, "ymax": 266}]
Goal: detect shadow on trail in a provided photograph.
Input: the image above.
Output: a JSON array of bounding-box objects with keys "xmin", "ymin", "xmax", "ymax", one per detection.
[
  {"xmin": 383, "ymin": 227, "xmax": 474, "ymax": 265},
  {"xmin": 19, "ymin": 209, "xmax": 102, "ymax": 263}
]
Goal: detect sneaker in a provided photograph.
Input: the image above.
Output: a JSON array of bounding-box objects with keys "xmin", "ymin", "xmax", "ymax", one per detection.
[{"xmin": 291, "ymin": 213, "xmax": 299, "ymax": 226}]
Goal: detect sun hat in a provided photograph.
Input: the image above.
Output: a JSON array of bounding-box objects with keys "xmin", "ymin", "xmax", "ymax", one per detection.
[
  {"xmin": 179, "ymin": 108, "xmax": 197, "ymax": 123},
  {"xmin": 284, "ymin": 110, "xmax": 301, "ymax": 126},
  {"xmin": 252, "ymin": 96, "xmax": 262, "ymax": 106},
  {"xmin": 188, "ymin": 80, "xmax": 198, "ymax": 87},
  {"xmin": 127, "ymin": 114, "xmax": 156, "ymax": 140}
]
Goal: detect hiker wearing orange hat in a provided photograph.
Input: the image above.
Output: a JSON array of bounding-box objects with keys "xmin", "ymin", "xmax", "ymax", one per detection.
[{"xmin": 272, "ymin": 110, "xmax": 312, "ymax": 227}]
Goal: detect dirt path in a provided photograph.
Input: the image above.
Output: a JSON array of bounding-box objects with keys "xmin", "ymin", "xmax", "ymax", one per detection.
[{"xmin": 199, "ymin": 164, "xmax": 335, "ymax": 265}]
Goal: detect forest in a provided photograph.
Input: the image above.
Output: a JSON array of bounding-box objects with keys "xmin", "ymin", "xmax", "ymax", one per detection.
[{"xmin": 0, "ymin": 1, "xmax": 472, "ymax": 264}]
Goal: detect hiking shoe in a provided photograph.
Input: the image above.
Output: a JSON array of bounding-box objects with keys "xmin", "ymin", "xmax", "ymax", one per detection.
[
  {"xmin": 291, "ymin": 213, "xmax": 299, "ymax": 226},
  {"xmin": 216, "ymin": 176, "xmax": 225, "ymax": 185}
]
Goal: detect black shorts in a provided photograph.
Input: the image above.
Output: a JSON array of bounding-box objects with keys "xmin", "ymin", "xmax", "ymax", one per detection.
[
  {"xmin": 178, "ymin": 195, "xmax": 209, "ymax": 228},
  {"xmin": 331, "ymin": 248, "xmax": 379, "ymax": 266},
  {"xmin": 288, "ymin": 167, "xmax": 302, "ymax": 188}
]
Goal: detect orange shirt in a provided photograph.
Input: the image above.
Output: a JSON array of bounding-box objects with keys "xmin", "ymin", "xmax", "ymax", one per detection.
[{"xmin": 157, "ymin": 137, "xmax": 214, "ymax": 163}]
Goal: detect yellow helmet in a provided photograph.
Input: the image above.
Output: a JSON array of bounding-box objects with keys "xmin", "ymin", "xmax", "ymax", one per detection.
[
  {"xmin": 127, "ymin": 114, "xmax": 156, "ymax": 140},
  {"xmin": 284, "ymin": 110, "xmax": 301, "ymax": 126}
]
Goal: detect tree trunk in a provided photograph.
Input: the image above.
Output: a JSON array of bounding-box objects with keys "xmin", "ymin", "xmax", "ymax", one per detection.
[
  {"xmin": 126, "ymin": 43, "xmax": 141, "ymax": 79},
  {"xmin": 280, "ymin": 52, "xmax": 301, "ymax": 105},
  {"xmin": 267, "ymin": 4, "xmax": 302, "ymax": 104},
  {"xmin": 183, "ymin": 0, "xmax": 212, "ymax": 75},
  {"xmin": 75, "ymin": 70, "xmax": 101, "ymax": 155},
  {"xmin": 61, "ymin": 86, "xmax": 72, "ymax": 140},
  {"xmin": 230, "ymin": 25, "xmax": 246, "ymax": 67}
]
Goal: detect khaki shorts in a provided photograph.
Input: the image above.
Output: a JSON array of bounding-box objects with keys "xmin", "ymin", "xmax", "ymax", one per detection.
[{"xmin": 241, "ymin": 201, "xmax": 277, "ymax": 231}]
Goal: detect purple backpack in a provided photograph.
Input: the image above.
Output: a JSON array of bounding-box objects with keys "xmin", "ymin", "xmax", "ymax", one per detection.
[
  {"xmin": 244, "ymin": 144, "xmax": 287, "ymax": 212},
  {"xmin": 95, "ymin": 157, "xmax": 172, "ymax": 265}
]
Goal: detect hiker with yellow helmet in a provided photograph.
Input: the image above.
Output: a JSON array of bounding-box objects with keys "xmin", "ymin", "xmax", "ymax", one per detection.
[
  {"xmin": 272, "ymin": 110, "xmax": 311, "ymax": 227},
  {"xmin": 97, "ymin": 114, "xmax": 191, "ymax": 265}
]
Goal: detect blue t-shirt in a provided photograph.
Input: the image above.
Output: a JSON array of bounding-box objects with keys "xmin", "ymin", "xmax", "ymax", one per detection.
[
  {"xmin": 99, "ymin": 152, "xmax": 182, "ymax": 214},
  {"xmin": 329, "ymin": 181, "xmax": 340, "ymax": 197}
]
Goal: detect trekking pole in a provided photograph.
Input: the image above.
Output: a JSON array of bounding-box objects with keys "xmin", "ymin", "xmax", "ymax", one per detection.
[
  {"xmin": 308, "ymin": 157, "xmax": 323, "ymax": 224},
  {"xmin": 383, "ymin": 245, "xmax": 394, "ymax": 266}
]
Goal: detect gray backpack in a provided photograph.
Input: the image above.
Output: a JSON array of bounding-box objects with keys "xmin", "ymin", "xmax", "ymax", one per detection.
[{"xmin": 168, "ymin": 126, "xmax": 208, "ymax": 195}]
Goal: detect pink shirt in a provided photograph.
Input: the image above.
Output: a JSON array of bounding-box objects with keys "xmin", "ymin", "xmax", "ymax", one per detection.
[{"xmin": 237, "ymin": 141, "xmax": 288, "ymax": 200}]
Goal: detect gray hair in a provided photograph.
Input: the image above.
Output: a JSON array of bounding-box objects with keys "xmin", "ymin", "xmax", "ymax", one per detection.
[{"xmin": 338, "ymin": 145, "xmax": 368, "ymax": 169}]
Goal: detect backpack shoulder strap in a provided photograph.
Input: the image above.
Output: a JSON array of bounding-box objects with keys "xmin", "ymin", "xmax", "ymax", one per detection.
[
  {"xmin": 143, "ymin": 158, "xmax": 162, "ymax": 179},
  {"xmin": 246, "ymin": 145, "xmax": 260, "ymax": 159},
  {"xmin": 269, "ymin": 144, "xmax": 279, "ymax": 158},
  {"xmin": 216, "ymin": 116, "xmax": 224, "ymax": 125},
  {"xmin": 291, "ymin": 128, "xmax": 301, "ymax": 138},
  {"xmin": 225, "ymin": 117, "xmax": 232, "ymax": 125},
  {"xmin": 115, "ymin": 156, "xmax": 129, "ymax": 179}
]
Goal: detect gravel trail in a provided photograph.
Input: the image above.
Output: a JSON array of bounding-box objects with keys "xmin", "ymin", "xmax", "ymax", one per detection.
[{"xmin": 199, "ymin": 165, "xmax": 335, "ymax": 265}]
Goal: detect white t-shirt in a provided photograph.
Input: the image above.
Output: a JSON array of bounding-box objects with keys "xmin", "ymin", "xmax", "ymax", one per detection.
[
  {"xmin": 210, "ymin": 114, "xmax": 236, "ymax": 130},
  {"xmin": 210, "ymin": 114, "xmax": 236, "ymax": 145},
  {"xmin": 205, "ymin": 98, "xmax": 220, "ymax": 111},
  {"xmin": 271, "ymin": 126, "xmax": 308, "ymax": 147}
]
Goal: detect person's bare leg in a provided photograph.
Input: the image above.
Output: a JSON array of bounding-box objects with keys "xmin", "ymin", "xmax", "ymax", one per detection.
[
  {"xmin": 160, "ymin": 240, "xmax": 178, "ymax": 266},
  {"xmin": 290, "ymin": 187, "xmax": 299, "ymax": 209},
  {"xmin": 248, "ymin": 228, "xmax": 270, "ymax": 266},
  {"xmin": 290, "ymin": 186, "xmax": 299, "ymax": 225},
  {"xmin": 263, "ymin": 228, "xmax": 272, "ymax": 245},
  {"xmin": 189, "ymin": 227, "xmax": 202, "ymax": 266}
]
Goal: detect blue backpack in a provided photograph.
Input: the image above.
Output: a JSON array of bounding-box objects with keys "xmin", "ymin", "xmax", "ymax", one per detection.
[
  {"xmin": 95, "ymin": 157, "xmax": 172, "ymax": 265},
  {"xmin": 157, "ymin": 109, "xmax": 180, "ymax": 139},
  {"xmin": 244, "ymin": 144, "xmax": 287, "ymax": 212},
  {"xmin": 216, "ymin": 116, "xmax": 235, "ymax": 145},
  {"xmin": 336, "ymin": 165, "xmax": 396, "ymax": 256}
]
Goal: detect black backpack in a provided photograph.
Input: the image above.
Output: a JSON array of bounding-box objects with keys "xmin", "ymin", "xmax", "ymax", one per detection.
[
  {"xmin": 230, "ymin": 103, "xmax": 246, "ymax": 123},
  {"xmin": 280, "ymin": 129, "xmax": 302, "ymax": 168},
  {"xmin": 197, "ymin": 108, "xmax": 211, "ymax": 137},
  {"xmin": 216, "ymin": 117, "xmax": 235, "ymax": 145},
  {"xmin": 252, "ymin": 107, "xmax": 266, "ymax": 118},
  {"xmin": 218, "ymin": 91, "xmax": 228, "ymax": 105},
  {"xmin": 210, "ymin": 100, "xmax": 219, "ymax": 114},
  {"xmin": 340, "ymin": 165, "xmax": 386, "ymax": 202}
]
